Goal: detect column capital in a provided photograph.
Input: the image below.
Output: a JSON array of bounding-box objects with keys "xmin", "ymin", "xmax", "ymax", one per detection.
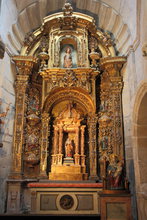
[
  {"xmin": 12, "ymin": 56, "xmax": 37, "ymax": 75},
  {"xmin": 53, "ymin": 125, "xmax": 59, "ymax": 131},
  {"xmin": 100, "ymin": 56, "xmax": 126, "ymax": 77},
  {"xmin": 15, "ymin": 75, "xmax": 30, "ymax": 93},
  {"xmin": 80, "ymin": 125, "xmax": 86, "ymax": 131}
]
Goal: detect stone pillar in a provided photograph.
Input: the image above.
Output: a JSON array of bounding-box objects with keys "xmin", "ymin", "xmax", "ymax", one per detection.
[
  {"xmin": 9, "ymin": 56, "xmax": 36, "ymax": 179},
  {"xmin": 39, "ymin": 112, "xmax": 50, "ymax": 178},
  {"xmin": 100, "ymin": 57, "xmax": 126, "ymax": 158},
  {"xmin": 88, "ymin": 114, "xmax": 98, "ymax": 180}
]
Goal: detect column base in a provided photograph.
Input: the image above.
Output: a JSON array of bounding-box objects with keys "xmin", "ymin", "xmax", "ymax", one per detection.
[
  {"xmin": 6, "ymin": 181, "xmax": 22, "ymax": 214},
  {"xmin": 38, "ymin": 172, "xmax": 48, "ymax": 179}
]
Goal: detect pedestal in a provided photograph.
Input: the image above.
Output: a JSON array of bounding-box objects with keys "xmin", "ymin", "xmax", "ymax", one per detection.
[
  {"xmin": 27, "ymin": 182, "xmax": 102, "ymax": 215},
  {"xmin": 99, "ymin": 190, "xmax": 132, "ymax": 220},
  {"xmin": 63, "ymin": 156, "xmax": 74, "ymax": 165},
  {"xmin": 49, "ymin": 164, "xmax": 88, "ymax": 181},
  {"xmin": 7, "ymin": 181, "xmax": 22, "ymax": 214}
]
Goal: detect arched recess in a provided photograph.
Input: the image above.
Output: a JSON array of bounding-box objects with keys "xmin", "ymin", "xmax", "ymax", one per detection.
[
  {"xmin": 9, "ymin": 0, "xmax": 131, "ymax": 56},
  {"xmin": 43, "ymin": 87, "xmax": 96, "ymax": 115},
  {"xmin": 133, "ymin": 81, "xmax": 147, "ymax": 220}
]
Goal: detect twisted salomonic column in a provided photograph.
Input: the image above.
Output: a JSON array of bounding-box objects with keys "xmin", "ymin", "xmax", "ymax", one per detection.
[
  {"xmin": 88, "ymin": 114, "xmax": 98, "ymax": 180},
  {"xmin": 99, "ymin": 57, "xmax": 126, "ymax": 159},
  {"xmin": 40, "ymin": 112, "xmax": 50, "ymax": 178},
  {"xmin": 10, "ymin": 56, "xmax": 36, "ymax": 179}
]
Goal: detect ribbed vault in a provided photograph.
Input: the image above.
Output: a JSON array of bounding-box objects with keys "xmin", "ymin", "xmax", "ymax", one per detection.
[{"xmin": 10, "ymin": 0, "xmax": 131, "ymax": 56}]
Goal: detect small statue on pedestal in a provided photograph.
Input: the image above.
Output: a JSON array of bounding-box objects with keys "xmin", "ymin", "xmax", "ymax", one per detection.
[
  {"xmin": 65, "ymin": 137, "xmax": 74, "ymax": 158},
  {"xmin": 63, "ymin": 137, "xmax": 74, "ymax": 165}
]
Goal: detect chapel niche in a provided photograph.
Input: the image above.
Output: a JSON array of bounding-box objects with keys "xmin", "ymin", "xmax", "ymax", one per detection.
[
  {"xmin": 48, "ymin": 101, "xmax": 88, "ymax": 181},
  {"xmin": 60, "ymin": 37, "xmax": 77, "ymax": 68},
  {"xmin": 6, "ymin": 2, "xmax": 131, "ymax": 217}
]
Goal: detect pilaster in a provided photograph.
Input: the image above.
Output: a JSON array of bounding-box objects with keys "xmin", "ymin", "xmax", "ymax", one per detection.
[
  {"xmin": 88, "ymin": 114, "xmax": 98, "ymax": 180},
  {"xmin": 39, "ymin": 112, "xmax": 50, "ymax": 179},
  {"xmin": 9, "ymin": 56, "xmax": 37, "ymax": 179},
  {"xmin": 99, "ymin": 57, "xmax": 126, "ymax": 177}
]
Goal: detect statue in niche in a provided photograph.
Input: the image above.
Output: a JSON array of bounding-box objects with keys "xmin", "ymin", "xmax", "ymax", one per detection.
[
  {"xmin": 65, "ymin": 137, "xmax": 74, "ymax": 158},
  {"xmin": 64, "ymin": 47, "xmax": 73, "ymax": 68},
  {"xmin": 100, "ymin": 136, "xmax": 108, "ymax": 150}
]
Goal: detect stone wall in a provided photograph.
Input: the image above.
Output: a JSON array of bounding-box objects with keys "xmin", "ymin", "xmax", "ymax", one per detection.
[
  {"xmin": 122, "ymin": 1, "xmax": 147, "ymax": 219},
  {"xmin": 0, "ymin": 0, "xmax": 17, "ymax": 213}
]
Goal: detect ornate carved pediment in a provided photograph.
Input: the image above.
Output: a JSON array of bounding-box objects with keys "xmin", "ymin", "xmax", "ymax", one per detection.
[
  {"xmin": 56, "ymin": 102, "xmax": 82, "ymax": 127},
  {"xmin": 58, "ymin": 3, "xmax": 77, "ymax": 30}
]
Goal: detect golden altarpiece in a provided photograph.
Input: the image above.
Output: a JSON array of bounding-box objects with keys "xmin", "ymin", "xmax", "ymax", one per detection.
[{"xmin": 6, "ymin": 3, "xmax": 132, "ymax": 217}]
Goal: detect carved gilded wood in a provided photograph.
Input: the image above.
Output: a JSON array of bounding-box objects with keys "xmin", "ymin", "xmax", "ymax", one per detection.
[{"xmin": 9, "ymin": 2, "xmax": 126, "ymax": 181}]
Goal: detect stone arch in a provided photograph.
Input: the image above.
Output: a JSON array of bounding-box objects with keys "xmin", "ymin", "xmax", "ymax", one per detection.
[
  {"xmin": 132, "ymin": 81, "xmax": 147, "ymax": 220},
  {"xmin": 43, "ymin": 87, "xmax": 96, "ymax": 115},
  {"xmin": 9, "ymin": 0, "xmax": 132, "ymax": 56}
]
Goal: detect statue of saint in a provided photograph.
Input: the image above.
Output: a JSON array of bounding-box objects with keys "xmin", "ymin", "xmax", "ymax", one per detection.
[
  {"xmin": 65, "ymin": 137, "xmax": 74, "ymax": 158},
  {"xmin": 64, "ymin": 47, "xmax": 73, "ymax": 68},
  {"xmin": 100, "ymin": 136, "xmax": 108, "ymax": 150},
  {"xmin": 107, "ymin": 154, "xmax": 124, "ymax": 189}
]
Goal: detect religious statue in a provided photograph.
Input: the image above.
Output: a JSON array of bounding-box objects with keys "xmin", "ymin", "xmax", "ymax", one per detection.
[
  {"xmin": 107, "ymin": 154, "xmax": 124, "ymax": 189},
  {"xmin": 100, "ymin": 136, "xmax": 108, "ymax": 150},
  {"xmin": 64, "ymin": 47, "xmax": 73, "ymax": 68},
  {"xmin": 65, "ymin": 137, "xmax": 74, "ymax": 158}
]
